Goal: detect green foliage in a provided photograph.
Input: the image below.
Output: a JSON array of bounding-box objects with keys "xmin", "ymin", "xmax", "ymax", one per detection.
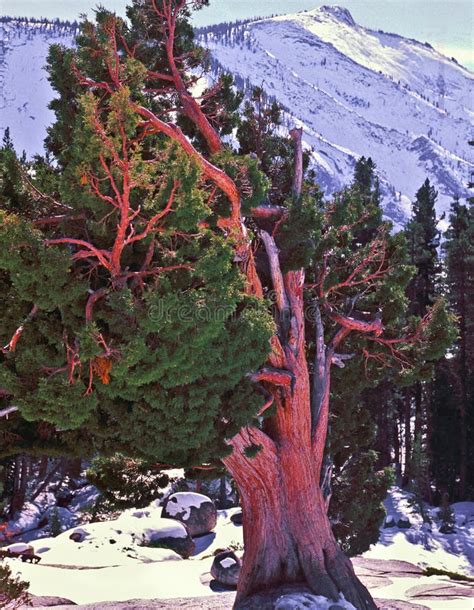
[
  {"xmin": 49, "ymin": 507, "xmax": 62, "ymax": 537},
  {"xmin": 437, "ymin": 499, "xmax": 456, "ymax": 534},
  {"xmin": 0, "ymin": 559, "xmax": 29, "ymax": 608},
  {"xmin": 0, "ymin": 4, "xmax": 462, "ymax": 567},
  {"xmin": 430, "ymin": 361, "xmax": 460, "ymax": 497},
  {"xmin": 405, "ymin": 178, "xmax": 440, "ymax": 316},
  {"xmin": 330, "ymin": 453, "xmax": 394, "ymax": 556},
  {"xmin": 277, "ymin": 192, "xmax": 322, "ymax": 272},
  {"xmin": 243, "ymin": 444, "xmax": 263, "ymax": 459},
  {"xmin": 0, "ymin": 10, "xmax": 274, "ymax": 468},
  {"xmin": 423, "ymin": 567, "xmax": 474, "ymax": 582},
  {"xmin": 213, "ymin": 149, "xmax": 269, "ymax": 216},
  {"xmin": 237, "ymin": 87, "xmax": 311, "ymax": 205},
  {"xmin": 316, "ymin": 168, "xmax": 453, "ymax": 550},
  {"xmin": 352, "ymin": 156, "xmax": 382, "ymax": 243},
  {"xmin": 0, "ymin": 129, "xmax": 32, "ymax": 217},
  {"xmin": 179, "ymin": 74, "xmax": 243, "ymax": 147},
  {"xmin": 433, "ymin": 194, "xmax": 474, "ymax": 499},
  {"xmin": 87, "ymin": 454, "xmax": 173, "ymax": 510}
]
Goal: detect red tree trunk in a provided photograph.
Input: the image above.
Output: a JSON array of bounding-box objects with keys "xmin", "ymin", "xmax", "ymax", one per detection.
[
  {"xmin": 224, "ymin": 397, "xmax": 376, "ymax": 609},
  {"xmin": 223, "ymin": 269, "xmax": 376, "ymax": 610}
]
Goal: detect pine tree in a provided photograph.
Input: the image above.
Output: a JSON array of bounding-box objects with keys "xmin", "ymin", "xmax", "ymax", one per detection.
[
  {"xmin": 408, "ymin": 436, "xmax": 431, "ymax": 522},
  {"xmin": 406, "ymin": 179, "xmax": 440, "ymax": 316},
  {"xmin": 402, "ymin": 178, "xmax": 441, "ymax": 485},
  {"xmin": 87, "ymin": 454, "xmax": 173, "ymax": 510},
  {"xmin": 434, "ymin": 195, "xmax": 474, "ymax": 499},
  {"xmin": 0, "ymin": 559, "xmax": 29, "ymax": 609},
  {"xmin": 0, "ymin": 3, "xmax": 454, "ymax": 607},
  {"xmin": 431, "ymin": 360, "xmax": 460, "ymax": 499},
  {"xmin": 326, "ymin": 164, "xmax": 392, "ymax": 556},
  {"xmin": 351, "ymin": 156, "xmax": 382, "ymax": 244}
]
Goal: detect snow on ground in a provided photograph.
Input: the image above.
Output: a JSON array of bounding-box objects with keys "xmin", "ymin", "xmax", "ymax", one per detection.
[
  {"xmin": 3, "ymin": 488, "xmax": 473, "ymax": 608},
  {"xmin": 5, "ymin": 506, "xmax": 243, "ymax": 604},
  {"xmin": 363, "ymin": 487, "xmax": 474, "ymax": 577}
]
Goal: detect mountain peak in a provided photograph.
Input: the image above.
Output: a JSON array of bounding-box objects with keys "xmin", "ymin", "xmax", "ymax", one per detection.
[{"xmin": 317, "ymin": 5, "xmax": 356, "ymax": 27}]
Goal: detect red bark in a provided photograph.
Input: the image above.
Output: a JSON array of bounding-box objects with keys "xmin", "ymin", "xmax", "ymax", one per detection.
[
  {"xmin": 224, "ymin": 374, "xmax": 376, "ymax": 609},
  {"xmin": 223, "ymin": 263, "xmax": 376, "ymax": 608}
]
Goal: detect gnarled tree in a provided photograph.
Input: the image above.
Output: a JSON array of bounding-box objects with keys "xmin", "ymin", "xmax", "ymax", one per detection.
[{"xmin": 0, "ymin": 2, "xmax": 453, "ymax": 608}]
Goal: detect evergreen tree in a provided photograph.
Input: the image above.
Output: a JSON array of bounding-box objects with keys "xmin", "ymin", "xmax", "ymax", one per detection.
[
  {"xmin": 351, "ymin": 156, "xmax": 382, "ymax": 244},
  {"xmin": 408, "ymin": 436, "xmax": 431, "ymax": 522},
  {"xmin": 326, "ymin": 168, "xmax": 392, "ymax": 555},
  {"xmin": 406, "ymin": 179, "xmax": 440, "ymax": 316},
  {"xmin": 433, "ymin": 195, "xmax": 474, "ymax": 499},
  {"xmin": 0, "ymin": 3, "xmax": 454, "ymax": 607},
  {"xmin": 402, "ymin": 178, "xmax": 441, "ymax": 485},
  {"xmin": 437, "ymin": 491, "xmax": 456, "ymax": 533},
  {"xmin": 0, "ymin": 559, "xmax": 29, "ymax": 608},
  {"xmin": 87, "ymin": 454, "xmax": 174, "ymax": 511},
  {"xmin": 353, "ymin": 156, "xmax": 381, "ymax": 208},
  {"xmin": 430, "ymin": 360, "xmax": 460, "ymax": 499}
]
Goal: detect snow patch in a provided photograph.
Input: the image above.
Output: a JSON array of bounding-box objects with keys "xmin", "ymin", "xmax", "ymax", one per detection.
[
  {"xmin": 364, "ymin": 487, "xmax": 474, "ymax": 577},
  {"xmin": 220, "ymin": 557, "xmax": 236, "ymax": 568},
  {"xmin": 5, "ymin": 542, "xmax": 32, "ymax": 554},
  {"xmin": 164, "ymin": 492, "xmax": 210, "ymax": 519},
  {"xmin": 275, "ymin": 592, "xmax": 355, "ymax": 609}
]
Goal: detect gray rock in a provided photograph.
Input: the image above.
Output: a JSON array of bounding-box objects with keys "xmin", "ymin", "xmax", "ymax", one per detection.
[
  {"xmin": 235, "ymin": 585, "xmax": 325, "ymax": 609},
  {"xmin": 161, "ymin": 492, "xmax": 217, "ymax": 537},
  {"xmin": 406, "ymin": 582, "xmax": 474, "ymax": 600},
  {"xmin": 28, "ymin": 595, "xmax": 77, "ymax": 607},
  {"xmin": 374, "ymin": 600, "xmax": 430, "ymax": 609},
  {"xmin": 353, "ymin": 557, "xmax": 423, "ymax": 577},
  {"xmin": 397, "ymin": 517, "xmax": 411, "ymax": 529},
  {"xmin": 210, "ymin": 550, "xmax": 241, "ymax": 587},
  {"xmin": 142, "ymin": 526, "xmax": 195, "ymax": 559},
  {"xmin": 230, "ymin": 510, "xmax": 243, "ymax": 525},
  {"xmin": 69, "ymin": 528, "xmax": 87, "ymax": 543}
]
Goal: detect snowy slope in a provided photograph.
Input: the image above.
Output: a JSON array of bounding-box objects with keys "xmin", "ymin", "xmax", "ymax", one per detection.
[
  {"xmin": 0, "ymin": 9, "xmax": 473, "ymax": 224},
  {"xmin": 0, "ymin": 19, "xmax": 77, "ymax": 156},
  {"xmin": 200, "ymin": 5, "xmax": 474, "ymax": 222}
]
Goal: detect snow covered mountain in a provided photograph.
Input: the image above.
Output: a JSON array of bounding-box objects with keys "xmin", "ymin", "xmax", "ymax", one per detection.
[
  {"xmin": 0, "ymin": 8, "xmax": 473, "ymax": 224},
  {"xmin": 199, "ymin": 5, "xmax": 474, "ymax": 223},
  {"xmin": 0, "ymin": 18, "xmax": 78, "ymax": 156}
]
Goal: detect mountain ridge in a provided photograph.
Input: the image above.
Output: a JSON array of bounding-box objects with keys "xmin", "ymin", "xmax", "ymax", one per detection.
[
  {"xmin": 199, "ymin": 5, "xmax": 473, "ymax": 223},
  {"xmin": 0, "ymin": 8, "xmax": 472, "ymax": 225}
]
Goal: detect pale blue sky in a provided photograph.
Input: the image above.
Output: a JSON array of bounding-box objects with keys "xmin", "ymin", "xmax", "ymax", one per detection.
[{"xmin": 1, "ymin": 1, "xmax": 472, "ymax": 69}]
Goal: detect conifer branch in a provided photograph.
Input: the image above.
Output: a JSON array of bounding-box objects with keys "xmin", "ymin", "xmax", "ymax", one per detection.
[{"xmin": 1, "ymin": 305, "xmax": 39, "ymax": 354}]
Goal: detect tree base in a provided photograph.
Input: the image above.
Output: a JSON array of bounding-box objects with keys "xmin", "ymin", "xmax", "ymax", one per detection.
[{"xmin": 234, "ymin": 583, "xmax": 361, "ymax": 609}]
